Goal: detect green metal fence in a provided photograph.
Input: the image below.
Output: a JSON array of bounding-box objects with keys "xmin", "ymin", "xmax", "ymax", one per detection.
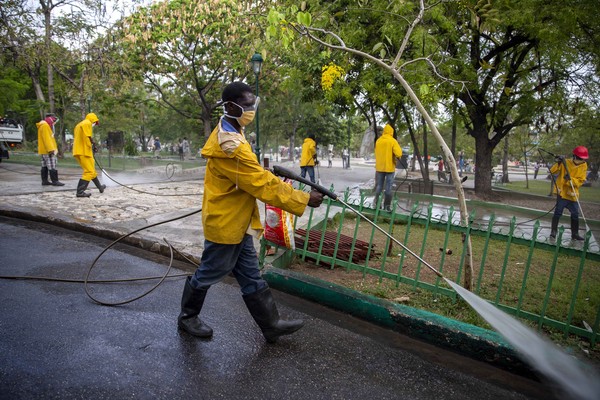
[{"xmin": 262, "ymin": 188, "xmax": 600, "ymax": 346}]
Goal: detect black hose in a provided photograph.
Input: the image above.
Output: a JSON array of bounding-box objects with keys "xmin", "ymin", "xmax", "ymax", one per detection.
[{"xmin": 94, "ymin": 157, "xmax": 201, "ymax": 197}]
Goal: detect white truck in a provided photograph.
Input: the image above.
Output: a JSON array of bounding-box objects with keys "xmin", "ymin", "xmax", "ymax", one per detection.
[
  {"xmin": 0, "ymin": 117, "xmax": 24, "ymax": 161},
  {"xmin": 0, "ymin": 117, "xmax": 23, "ymax": 162},
  {"xmin": 0, "ymin": 118, "xmax": 24, "ymax": 144}
]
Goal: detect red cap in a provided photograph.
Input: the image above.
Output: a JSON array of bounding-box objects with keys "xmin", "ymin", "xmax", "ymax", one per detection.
[
  {"xmin": 573, "ymin": 146, "xmax": 589, "ymax": 160},
  {"xmin": 44, "ymin": 116, "xmax": 57, "ymax": 126}
]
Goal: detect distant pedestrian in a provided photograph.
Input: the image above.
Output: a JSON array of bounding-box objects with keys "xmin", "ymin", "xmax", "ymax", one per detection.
[
  {"xmin": 374, "ymin": 124, "xmax": 402, "ymax": 211},
  {"xmin": 437, "ymin": 158, "xmax": 447, "ymax": 182},
  {"xmin": 533, "ymin": 161, "xmax": 540, "ymax": 179},
  {"xmin": 549, "ymin": 146, "xmax": 589, "ymax": 242},
  {"xmin": 342, "ymin": 148, "xmax": 349, "ymax": 169},
  {"xmin": 178, "ymin": 138, "xmax": 184, "ymax": 161},
  {"xmin": 154, "ymin": 137, "xmax": 161, "ymax": 158},
  {"xmin": 182, "ymin": 137, "xmax": 190, "ymax": 158},
  {"xmin": 327, "ymin": 150, "xmax": 333, "ymax": 168},
  {"xmin": 73, "ymin": 113, "xmax": 105, "ymax": 198},
  {"xmin": 300, "ymin": 133, "xmax": 317, "ymax": 183},
  {"xmin": 36, "ymin": 114, "xmax": 64, "ymax": 186}
]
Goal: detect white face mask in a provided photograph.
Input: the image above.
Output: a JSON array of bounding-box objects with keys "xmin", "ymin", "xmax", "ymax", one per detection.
[{"xmin": 223, "ymin": 97, "xmax": 260, "ymax": 127}]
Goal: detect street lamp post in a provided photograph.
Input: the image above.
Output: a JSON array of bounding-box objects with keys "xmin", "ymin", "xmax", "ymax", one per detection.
[{"xmin": 250, "ymin": 52, "xmax": 263, "ymax": 163}]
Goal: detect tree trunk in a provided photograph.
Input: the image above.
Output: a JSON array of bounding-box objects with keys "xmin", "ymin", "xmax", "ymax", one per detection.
[
  {"xmin": 44, "ymin": 8, "xmax": 55, "ymax": 114},
  {"xmin": 450, "ymin": 94, "xmax": 457, "ymax": 185},
  {"xmin": 421, "ymin": 116, "xmax": 429, "ymax": 182},
  {"xmin": 474, "ymin": 133, "xmax": 493, "ymax": 195},
  {"xmin": 502, "ymin": 136, "xmax": 510, "ymax": 184},
  {"xmin": 524, "ymin": 151, "xmax": 530, "ymax": 189},
  {"xmin": 30, "ymin": 72, "xmax": 45, "ymax": 115}
]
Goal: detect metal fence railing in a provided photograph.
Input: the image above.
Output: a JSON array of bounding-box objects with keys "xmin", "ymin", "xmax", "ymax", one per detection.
[{"xmin": 261, "ymin": 187, "xmax": 600, "ymax": 346}]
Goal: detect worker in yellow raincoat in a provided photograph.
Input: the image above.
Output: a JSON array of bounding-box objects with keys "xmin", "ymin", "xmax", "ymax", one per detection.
[
  {"xmin": 177, "ymin": 81, "xmax": 323, "ymax": 343},
  {"xmin": 549, "ymin": 146, "xmax": 589, "ymax": 241},
  {"xmin": 37, "ymin": 114, "xmax": 64, "ymax": 186},
  {"xmin": 73, "ymin": 113, "xmax": 105, "ymax": 198},
  {"xmin": 374, "ymin": 124, "xmax": 402, "ymax": 211},
  {"xmin": 299, "ymin": 133, "xmax": 317, "ymax": 183}
]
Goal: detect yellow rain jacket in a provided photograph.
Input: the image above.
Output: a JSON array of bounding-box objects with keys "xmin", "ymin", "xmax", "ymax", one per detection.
[
  {"xmin": 73, "ymin": 113, "xmax": 99, "ymax": 157},
  {"xmin": 300, "ymin": 137, "xmax": 316, "ymax": 167},
  {"xmin": 37, "ymin": 121, "xmax": 57, "ymax": 154},
  {"xmin": 375, "ymin": 124, "xmax": 402, "ymax": 173},
  {"xmin": 550, "ymin": 159, "xmax": 587, "ymax": 202},
  {"xmin": 201, "ymin": 120, "xmax": 310, "ymax": 244}
]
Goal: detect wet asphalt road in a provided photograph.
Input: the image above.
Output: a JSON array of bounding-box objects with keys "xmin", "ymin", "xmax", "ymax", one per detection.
[{"xmin": 0, "ymin": 216, "xmax": 556, "ymax": 400}]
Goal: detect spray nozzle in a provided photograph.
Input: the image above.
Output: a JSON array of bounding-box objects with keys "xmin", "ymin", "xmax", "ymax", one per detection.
[{"xmin": 271, "ymin": 165, "xmax": 337, "ymax": 200}]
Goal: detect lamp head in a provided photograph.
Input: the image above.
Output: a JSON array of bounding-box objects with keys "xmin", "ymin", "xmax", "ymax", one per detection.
[{"xmin": 251, "ymin": 52, "xmax": 263, "ymax": 75}]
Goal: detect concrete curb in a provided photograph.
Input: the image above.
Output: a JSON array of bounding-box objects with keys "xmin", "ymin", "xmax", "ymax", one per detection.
[{"xmin": 263, "ymin": 266, "xmax": 534, "ymax": 376}]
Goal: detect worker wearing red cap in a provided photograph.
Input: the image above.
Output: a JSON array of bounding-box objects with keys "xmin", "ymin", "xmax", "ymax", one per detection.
[
  {"xmin": 549, "ymin": 146, "xmax": 589, "ymax": 241},
  {"xmin": 73, "ymin": 113, "xmax": 105, "ymax": 198},
  {"xmin": 36, "ymin": 114, "xmax": 64, "ymax": 186}
]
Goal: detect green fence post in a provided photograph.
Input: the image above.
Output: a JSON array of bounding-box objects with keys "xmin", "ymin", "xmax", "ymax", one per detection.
[
  {"xmin": 396, "ymin": 202, "xmax": 419, "ymax": 287},
  {"xmin": 476, "ymin": 214, "xmax": 496, "ymax": 295},
  {"xmin": 516, "ymin": 220, "xmax": 540, "ymax": 317},
  {"xmin": 363, "ymin": 194, "xmax": 382, "ymax": 278},
  {"xmin": 297, "ymin": 183, "xmax": 314, "ymax": 261},
  {"xmin": 330, "ymin": 188, "xmax": 350, "ymax": 270},
  {"xmin": 495, "ymin": 216, "xmax": 516, "ymax": 305},
  {"xmin": 315, "ymin": 194, "xmax": 332, "ymax": 267},
  {"xmin": 539, "ymin": 226, "xmax": 564, "ymax": 331},
  {"xmin": 435, "ymin": 206, "xmax": 454, "ymax": 290},
  {"xmin": 378, "ymin": 199, "xmax": 399, "ymax": 283},
  {"xmin": 414, "ymin": 203, "xmax": 434, "ymax": 289},
  {"xmin": 564, "ymin": 232, "xmax": 591, "ymax": 338},
  {"xmin": 346, "ymin": 191, "xmax": 365, "ymax": 272}
]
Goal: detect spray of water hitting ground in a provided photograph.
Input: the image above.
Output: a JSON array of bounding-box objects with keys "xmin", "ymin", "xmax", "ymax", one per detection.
[{"xmin": 445, "ymin": 278, "xmax": 600, "ymax": 400}]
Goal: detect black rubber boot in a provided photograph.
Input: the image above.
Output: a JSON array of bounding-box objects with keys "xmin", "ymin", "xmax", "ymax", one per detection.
[
  {"xmin": 41, "ymin": 167, "xmax": 51, "ymax": 186},
  {"xmin": 571, "ymin": 218, "xmax": 584, "ymax": 241},
  {"xmin": 383, "ymin": 194, "xmax": 393, "ymax": 212},
  {"xmin": 549, "ymin": 215, "xmax": 560, "ymax": 240},
  {"xmin": 76, "ymin": 179, "xmax": 91, "ymax": 198},
  {"xmin": 49, "ymin": 169, "xmax": 65, "ymax": 186},
  {"xmin": 92, "ymin": 177, "xmax": 106, "ymax": 193},
  {"xmin": 177, "ymin": 277, "xmax": 213, "ymax": 338},
  {"xmin": 243, "ymin": 286, "xmax": 304, "ymax": 344}
]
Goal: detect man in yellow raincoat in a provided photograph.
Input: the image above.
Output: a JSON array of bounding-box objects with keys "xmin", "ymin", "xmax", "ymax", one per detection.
[
  {"xmin": 36, "ymin": 114, "xmax": 64, "ymax": 186},
  {"xmin": 374, "ymin": 124, "xmax": 402, "ymax": 211},
  {"xmin": 178, "ymin": 82, "xmax": 323, "ymax": 343},
  {"xmin": 299, "ymin": 133, "xmax": 317, "ymax": 183},
  {"xmin": 73, "ymin": 113, "xmax": 105, "ymax": 198},
  {"xmin": 549, "ymin": 146, "xmax": 589, "ymax": 241}
]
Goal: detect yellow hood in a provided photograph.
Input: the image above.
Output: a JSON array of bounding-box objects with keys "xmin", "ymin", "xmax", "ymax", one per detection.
[
  {"xmin": 382, "ymin": 124, "xmax": 394, "ymax": 137},
  {"xmin": 86, "ymin": 113, "xmax": 99, "ymax": 124}
]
